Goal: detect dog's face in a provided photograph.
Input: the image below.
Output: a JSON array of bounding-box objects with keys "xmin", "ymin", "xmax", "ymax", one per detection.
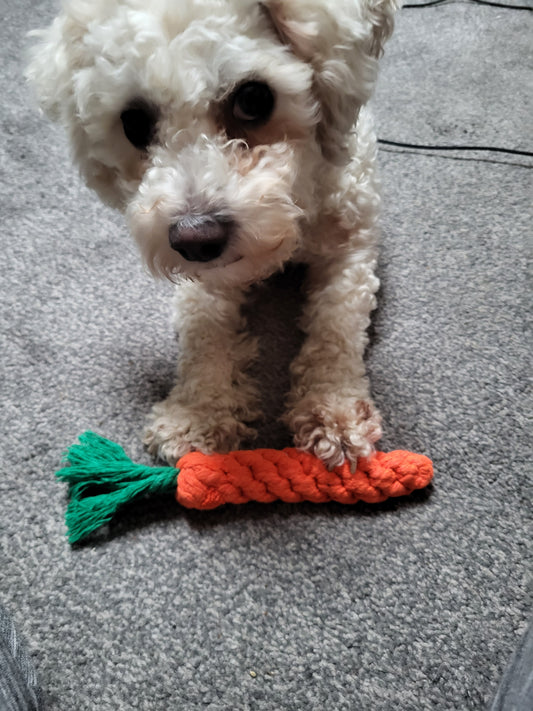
[{"xmin": 27, "ymin": 0, "xmax": 397, "ymax": 286}]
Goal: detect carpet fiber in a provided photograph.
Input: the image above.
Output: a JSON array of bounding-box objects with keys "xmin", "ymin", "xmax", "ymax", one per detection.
[{"xmin": 1, "ymin": 1, "xmax": 531, "ymax": 709}]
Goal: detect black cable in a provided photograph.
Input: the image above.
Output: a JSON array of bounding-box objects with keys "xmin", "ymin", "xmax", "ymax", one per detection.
[
  {"xmin": 403, "ymin": 1, "xmax": 452, "ymax": 7},
  {"xmin": 377, "ymin": 139, "xmax": 533, "ymax": 158},
  {"xmin": 403, "ymin": 0, "xmax": 532, "ymax": 10},
  {"xmin": 470, "ymin": 0, "xmax": 532, "ymax": 9},
  {"xmin": 381, "ymin": 0, "xmax": 532, "ymax": 159}
]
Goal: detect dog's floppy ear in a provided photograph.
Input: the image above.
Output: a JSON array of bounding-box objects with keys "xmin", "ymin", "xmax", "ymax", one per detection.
[
  {"xmin": 25, "ymin": 7, "xmax": 130, "ymax": 208},
  {"xmin": 261, "ymin": 0, "xmax": 400, "ymax": 164},
  {"xmin": 25, "ymin": 10, "xmax": 88, "ymax": 123}
]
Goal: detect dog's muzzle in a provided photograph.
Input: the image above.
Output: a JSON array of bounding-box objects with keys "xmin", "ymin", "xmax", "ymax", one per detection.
[{"xmin": 169, "ymin": 214, "xmax": 231, "ymax": 263}]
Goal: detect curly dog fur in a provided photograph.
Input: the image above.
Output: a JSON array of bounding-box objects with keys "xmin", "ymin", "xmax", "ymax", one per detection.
[{"xmin": 27, "ymin": 0, "xmax": 399, "ymax": 468}]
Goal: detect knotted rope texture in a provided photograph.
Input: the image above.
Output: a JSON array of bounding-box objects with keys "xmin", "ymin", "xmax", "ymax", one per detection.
[
  {"xmin": 57, "ymin": 432, "xmax": 433, "ymax": 543},
  {"xmin": 177, "ymin": 448, "xmax": 433, "ymax": 508}
]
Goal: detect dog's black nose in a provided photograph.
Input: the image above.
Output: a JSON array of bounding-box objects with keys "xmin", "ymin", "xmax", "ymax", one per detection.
[{"xmin": 169, "ymin": 214, "xmax": 230, "ymax": 263}]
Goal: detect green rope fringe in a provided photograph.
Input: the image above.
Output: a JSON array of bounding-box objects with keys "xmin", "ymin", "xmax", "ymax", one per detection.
[{"xmin": 56, "ymin": 431, "xmax": 178, "ymax": 544}]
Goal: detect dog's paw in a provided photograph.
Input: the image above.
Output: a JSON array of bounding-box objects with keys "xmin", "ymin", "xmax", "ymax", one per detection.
[
  {"xmin": 286, "ymin": 395, "xmax": 382, "ymax": 470},
  {"xmin": 143, "ymin": 399, "xmax": 257, "ymax": 465}
]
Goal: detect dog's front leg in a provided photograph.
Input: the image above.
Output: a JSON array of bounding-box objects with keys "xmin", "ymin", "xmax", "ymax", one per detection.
[
  {"xmin": 144, "ymin": 282, "xmax": 260, "ymax": 464},
  {"xmin": 285, "ymin": 251, "xmax": 382, "ymax": 469}
]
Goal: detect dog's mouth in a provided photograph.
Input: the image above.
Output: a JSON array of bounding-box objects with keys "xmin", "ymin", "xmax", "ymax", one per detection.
[
  {"xmin": 133, "ymin": 201, "xmax": 302, "ymax": 286},
  {"xmin": 195, "ymin": 252, "xmax": 244, "ymax": 270},
  {"xmin": 170, "ymin": 251, "xmax": 244, "ymax": 280},
  {"xmin": 174, "ymin": 240, "xmax": 228, "ymax": 264}
]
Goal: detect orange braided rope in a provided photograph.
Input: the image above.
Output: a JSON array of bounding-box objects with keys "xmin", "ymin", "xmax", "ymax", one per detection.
[
  {"xmin": 176, "ymin": 448, "xmax": 433, "ymax": 509},
  {"xmin": 58, "ymin": 433, "xmax": 434, "ymax": 543}
]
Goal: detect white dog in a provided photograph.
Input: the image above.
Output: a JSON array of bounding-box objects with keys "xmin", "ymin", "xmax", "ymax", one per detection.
[{"xmin": 27, "ymin": 0, "xmax": 398, "ymax": 469}]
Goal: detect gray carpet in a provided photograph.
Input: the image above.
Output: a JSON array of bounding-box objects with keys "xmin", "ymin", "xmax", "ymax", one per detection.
[{"xmin": 1, "ymin": 1, "xmax": 531, "ymax": 709}]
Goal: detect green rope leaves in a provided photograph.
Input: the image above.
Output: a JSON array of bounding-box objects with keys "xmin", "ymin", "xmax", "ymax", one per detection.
[{"xmin": 56, "ymin": 432, "xmax": 178, "ymax": 544}]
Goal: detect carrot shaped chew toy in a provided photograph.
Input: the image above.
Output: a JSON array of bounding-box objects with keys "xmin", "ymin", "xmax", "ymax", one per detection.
[{"xmin": 57, "ymin": 432, "xmax": 434, "ymax": 544}]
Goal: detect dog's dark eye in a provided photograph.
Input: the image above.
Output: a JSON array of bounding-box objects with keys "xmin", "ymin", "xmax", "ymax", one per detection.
[
  {"xmin": 232, "ymin": 82, "xmax": 275, "ymax": 124},
  {"xmin": 120, "ymin": 101, "xmax": 158, "ymax": 149}
]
